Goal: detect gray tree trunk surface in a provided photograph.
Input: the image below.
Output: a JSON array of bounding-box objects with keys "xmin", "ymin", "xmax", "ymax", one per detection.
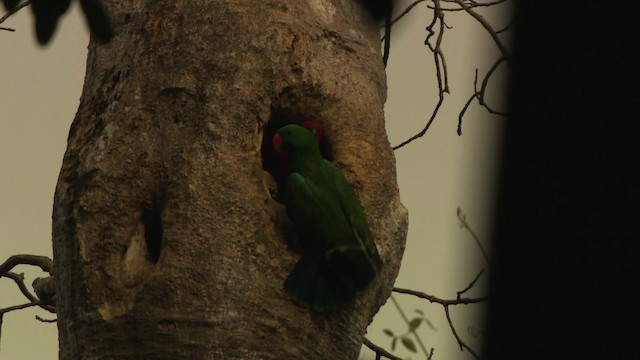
[{"xmin": 52, "ymin": 1, "xmax": 407, "ymax": 359}]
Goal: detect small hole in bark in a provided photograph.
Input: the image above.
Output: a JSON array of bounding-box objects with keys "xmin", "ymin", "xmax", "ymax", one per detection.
[
  {"xmin": 142, "ymin": 203, "xmax": 163, "ymax": 263},
  {"xmin": 261, "ymin": 111, "xmax": 331, "ymax": 202}
]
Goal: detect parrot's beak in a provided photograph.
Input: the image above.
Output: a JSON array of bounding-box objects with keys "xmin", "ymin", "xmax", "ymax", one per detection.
[{"xmin": 273, "ymin": 133, "xmax": 283, "ymax": 151}]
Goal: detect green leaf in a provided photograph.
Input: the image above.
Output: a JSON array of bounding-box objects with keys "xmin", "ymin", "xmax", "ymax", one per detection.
[
  {"xmin": 383, "ymin": 329, "xmax": 395, "ymax": 337},
  {"xmin": 401, "ymin": 337, "xmax": 417, "ymax": 353},
  {"xmin": 391, "ymin": 337, "xmax": 398, "ymax": 351},
  {"xmin": 408, "ymin": 317, "xmax": 422, "ymax": 331}
]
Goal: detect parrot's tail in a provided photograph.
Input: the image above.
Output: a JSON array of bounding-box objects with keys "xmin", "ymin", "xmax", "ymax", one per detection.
[
  {"xmin": 284, "ymin": 255, "xmax": 356, "ymax": 312},
  {"xmin": 324, "ymin": 244, "xmax": 383, "ymax": 293}
]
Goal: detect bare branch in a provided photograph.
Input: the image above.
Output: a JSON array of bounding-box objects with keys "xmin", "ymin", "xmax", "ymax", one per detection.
[
  {"xmin": 1, "ymin": 256, "xmax": 57, "ymax": 313},
  {"xmin": 0, "ymin": 254, "xmax": 54, "ymax": 276},
  {"xmin": 390, "ymin": 0, "xmax": 426, "ymax": 27},
  {"xmin": 457, "ymin": 207, "xmax": 491, "ymax": 263},
  {"xmin": 451, "ymin": 0, "xmax": 510, "ymax": 136},
  {"xmin": 393, "ymin": 284, "xmax": 486, "ymax": 360},
  {"xmin": 363, "ymin": 337, "xmax": 405, "ymax": 360},
  {"xmin": 495, "ymin": 14, "xmax": 513, "ymax": 34},
  {"xmin": 393, "ymin": 0, "xmax": 449, "ymax": 150},
  {"xmin": 457, "ymin": 78, "xmax": 481, "ymax": 135},
  {"xmin": 392, "ymin": 89, "xmax": 445, "ymax": 150},
  {"xmin": 393, "ymin": 267, "xmax": 488, "ymax": 360},
  {"xmin": 4, "ymin": 272, "xmax": 39, "ymax": 303},
  {"xmin": 2, "ymin": 272, "xmax": 56, "ymax": 313},
  {"xmin": 393, "ymin": 287, "xmax": 486, "ymax": 306},
  {"xmin": 393, "ymin": 0, "xmax": 512, "ymax": 146},
  {"xmin": 477, "ymin": 55, "xmax": 508, "ymax": 113},
  {"xmin": 441, "ymin": 0, "xmax": 509, "ymax": 7},
  {"xmin": 450, "ymin": 0, "xmax": 510, "ymax": 58},
  {"xmin": 457, "ymin": 55, "xmax": 507, "ymax": 134},
  {"xmin": 0, "ymin": 301, "xmax": 41, "ymax": 346},
  {"xmin": 444, "ymin": 303, "xmax": 481, "ymax": 359},
  {"xmin": 457, "ymin": 269, "xmax": 484, "ymax": 299},
  {"xmin": 390, "ymin": 0, "xmax": 510, "ymax": 28},
  {"xmin": 35, "ymin": 315, "xmax": 57, "ymax": 323},
  {"xmin": 0, "ymin": 301, "xmax": 39, "ymax": 315}
]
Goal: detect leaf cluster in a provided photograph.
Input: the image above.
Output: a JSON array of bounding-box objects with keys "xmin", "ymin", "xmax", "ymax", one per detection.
[{"xmin": 383, "ymin": 309, "xmax": 437, "ymax": 354}]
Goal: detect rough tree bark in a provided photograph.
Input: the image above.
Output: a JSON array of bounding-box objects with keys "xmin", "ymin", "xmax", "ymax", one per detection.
[{"xmin": 52, "ymin": 1, "xmax": 407, "ymax": 359}]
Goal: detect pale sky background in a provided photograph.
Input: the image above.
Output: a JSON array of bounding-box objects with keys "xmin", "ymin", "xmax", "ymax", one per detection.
[{"xmin": 0, "ymin": 2, "xmax": 509, "ymax": 359}]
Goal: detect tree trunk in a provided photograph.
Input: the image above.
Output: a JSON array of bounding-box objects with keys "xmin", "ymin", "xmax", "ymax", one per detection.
[{"xmin": 52, "ymin": 1, "xmax": 407, "ymax": 359}]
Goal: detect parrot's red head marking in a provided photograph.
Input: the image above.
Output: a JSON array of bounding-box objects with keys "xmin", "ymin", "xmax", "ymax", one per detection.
[
  {"xmin": 273, "ymin": 133, "xmax": 283, "ymax": 151},
  {"xmin": 302, "ymin": 120, "xmax": 323, "ymax": 144}
]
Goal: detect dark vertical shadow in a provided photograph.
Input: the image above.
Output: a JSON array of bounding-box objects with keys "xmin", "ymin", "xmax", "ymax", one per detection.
[{"xmin": 484, "ymin": 2, "xmax": 640, "ymax": 359}]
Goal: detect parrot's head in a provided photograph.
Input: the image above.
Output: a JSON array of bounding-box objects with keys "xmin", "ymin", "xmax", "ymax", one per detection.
[
  {"xmin": 267, "ymin": 123, "xmax": 324, "ymax": 201},
  {"xmin": 273, "ymin": 124, "xmax": 320, "ymax": 155}
]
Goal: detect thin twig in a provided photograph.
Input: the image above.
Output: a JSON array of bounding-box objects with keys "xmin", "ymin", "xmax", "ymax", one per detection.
[
  {"xmin": 495, "ymin": 15, "xmax": 513, "ymax": 34},
  {"xmin": 393, "ymin": 0, "xmax": 512, "ymax": 146},
  {"xmin": 457, "ymin": 90, "xmax": 480, "ymax": 135},
  {"xmin": 35, "ymin": 315, "xmax": 57, "ymax": 323},
  {"xmin": 451, "ymin": 0, "xmax": 510, "ymax": 58},
  {"xmin": 4, "ymin": 272, "xmax": 39, "ymax": 303},
  {"xmin": 458, "ymin": 72, "xmax": 480, "ymax": 136},
  {"xmin": 390, "ymin": 0, "xmax": 425, "ymax": 27},
  {"xmin": 0, "ymin": 302, "xmax": 38, "ymax": 315},
  {"xmin": 390, "ymin": 0, "xmax": 510, "ymax": 27},
  {"xmin": 1, "ymin": 256, "xmax": 57, "ymax": 313},
  {"xmin": 457, "ymin": 207, "xmax": 491, "ymax": 263},
  {"xmin": 457, "ymin": 55, "xmax": 507, "ymax": 134},
  {"xmin": 0, "ymin": 254, "xmax": 54, "ymax": 276},
  {"xmin": 427, "ymin": 347, "xmax": 434, "ymax": 360},
  {"xmin": 393, "ymin": 89, "xmax": 445, "ymax": 150},
  {"xmin": 457, "ymin": 269, "xmax": 484, "ymax": 299},
  {"xmin": 452, "ymin": 0, "xmax": 510, "ymax": 135},
  {"xmin": 444, "ymin": 304, "xmax": 481, "ymax": 359},
  {"xmin": 363, "ymin": 337, "xmax": 404, "ymax": 360},
  {"xmin": 393, "ymin": 0, "xmax": 449, "ymax": 150},
  {"xmin": 393, "ymin": 287, "xmax": 487, "ymax": 306},
  {"xmin": 394, "ymin": 281, "xmax": 487, "ymax": 360},
  {"xmin": 2, "ymin": 272, "xmax": 56, "ymax": 313},
  {"xmin": 477, "ymin": 55, "xmax": 508, "ymax": 112}
]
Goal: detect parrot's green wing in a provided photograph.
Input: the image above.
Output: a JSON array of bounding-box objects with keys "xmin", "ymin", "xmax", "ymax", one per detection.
[
  {"xmin": 330, "ymin": 161, "xmax": 382, "ymax": 274},
  {"xmin": 273, "ymin": 124, "xmax": 382, "ymax": 312},
  {"xmin": 283, "ymin": 167, "xmax": 381, "ymax": 311}
]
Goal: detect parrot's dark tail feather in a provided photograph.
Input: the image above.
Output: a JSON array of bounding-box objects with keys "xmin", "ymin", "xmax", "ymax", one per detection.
[
  {"xmin": 284, "ymin": 255, "xmax": 355, "ymax": 312},
  {"xmin": 326, "ymin": 246, "xmax": 382, "ymax": 293}
]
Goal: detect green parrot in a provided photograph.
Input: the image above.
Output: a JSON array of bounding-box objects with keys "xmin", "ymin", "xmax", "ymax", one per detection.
[{"xmin": 272, "ymin": 124, "xmax": 382, "ymax": 312}]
